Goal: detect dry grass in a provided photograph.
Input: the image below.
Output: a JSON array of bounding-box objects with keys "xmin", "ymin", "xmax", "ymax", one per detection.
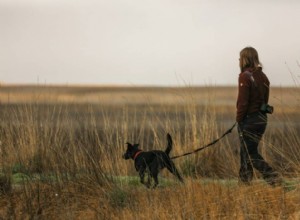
[
  {"xmin": 1, "ymin": 179, "xmax": 300, "ymax": 220},
  {"xmin": 0, "ymin": 84, "xmax": 299, "ymax": 219}
]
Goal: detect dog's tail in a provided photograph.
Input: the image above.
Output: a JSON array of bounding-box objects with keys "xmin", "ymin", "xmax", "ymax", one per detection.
[{"xmin": 165, "ymin": 133, "xmax": 172, "ymax": 155}]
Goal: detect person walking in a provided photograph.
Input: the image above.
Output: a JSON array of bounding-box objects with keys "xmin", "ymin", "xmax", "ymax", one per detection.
[{"xmin": 236, "ymin": 46, "xmax": 280, "ymax": 186}]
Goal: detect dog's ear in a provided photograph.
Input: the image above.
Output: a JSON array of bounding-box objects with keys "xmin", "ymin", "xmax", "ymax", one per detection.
[
  {"xmin": 133, "ymin": 143, "xmax": 139, "ymax": 148},
  {"xmin": 125, "ymin": 142, "xmax": 132, "ymax": 147}
]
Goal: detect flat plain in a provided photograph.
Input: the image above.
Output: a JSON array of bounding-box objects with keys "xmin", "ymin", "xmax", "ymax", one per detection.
[{"xmin": 0, "ymin": 85, "xmax": 299, "ymax": 219}]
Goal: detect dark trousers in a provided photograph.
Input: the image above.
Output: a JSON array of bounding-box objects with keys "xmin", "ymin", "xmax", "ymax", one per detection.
[{"xmin": 238, "ymin": 112, "xmax": 277, "ymax": 184}]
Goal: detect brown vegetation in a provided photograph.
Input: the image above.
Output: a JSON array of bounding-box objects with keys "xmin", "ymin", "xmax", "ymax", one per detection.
[{"xmin": 0, "ymin": 85, "xmax": 299, "ymax": 219}]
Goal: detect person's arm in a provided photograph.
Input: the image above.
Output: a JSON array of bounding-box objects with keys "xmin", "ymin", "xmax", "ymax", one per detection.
[
  {"xmin": 264, "ymin": 78, "xmax": 270, "ymax": 104},
  {"xmin": 236, "ymin": 73, "xmax": 251, "ymax": 123}
]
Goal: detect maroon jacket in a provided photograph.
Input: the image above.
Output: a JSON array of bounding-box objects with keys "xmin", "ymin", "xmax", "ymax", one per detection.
[{"xmin": 236, "ymin": 67, "xmax": 270, "ymax": 123}]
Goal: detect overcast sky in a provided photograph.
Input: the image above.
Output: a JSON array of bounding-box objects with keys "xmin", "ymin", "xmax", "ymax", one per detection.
[{"xmin": 0, "ymin": 0, "xmax": 299, "ymax": 86}]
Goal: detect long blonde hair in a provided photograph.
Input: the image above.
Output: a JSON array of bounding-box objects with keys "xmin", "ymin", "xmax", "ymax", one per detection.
[{"xmin": 239, "ymin": 47, "xmax": 262, "ymax": 72}]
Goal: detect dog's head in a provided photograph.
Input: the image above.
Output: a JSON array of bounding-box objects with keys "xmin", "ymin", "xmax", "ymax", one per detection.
[{"xmin": 123, "ymin": 142, "xmax": 139, "ymax": 160}]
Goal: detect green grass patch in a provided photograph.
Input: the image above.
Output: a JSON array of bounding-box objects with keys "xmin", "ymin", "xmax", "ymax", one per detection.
[{"xmin": 112, "ymin": 175, "xmax": 179, "ymax": 188}]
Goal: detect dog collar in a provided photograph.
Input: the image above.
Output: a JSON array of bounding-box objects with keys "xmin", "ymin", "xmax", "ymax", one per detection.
[{"xmin": 133, "ymin": 150, "xmax": 142, "ymax": 160}]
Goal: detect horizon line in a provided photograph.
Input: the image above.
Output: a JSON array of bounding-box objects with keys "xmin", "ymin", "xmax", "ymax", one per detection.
[{"xmin": 0, "ymin": 82, "xmax": 298, "ymax": 88}]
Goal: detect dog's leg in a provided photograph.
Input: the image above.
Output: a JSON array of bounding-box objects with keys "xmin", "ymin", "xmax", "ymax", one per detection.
[
  {"xmin": 166, "ymin": 161, "xmax": 184, "ymax": 183},
  {"xmin": 149, "ymin": 162, "xmax": 160, "ymax": 188},
  {"xmin": 139, "ymin": 168, "xmax": 153, "ymax": 188},
  {"xmin": 152, "ymin": 175, "xmax": 159, "ymax": 188},
  {"xmin": 146, "ymin": 172, "xmax": 151, "ymax": 188},
  {"xmin": 139, "ymin": 168, "xmax": 148, "ymax": 187}
]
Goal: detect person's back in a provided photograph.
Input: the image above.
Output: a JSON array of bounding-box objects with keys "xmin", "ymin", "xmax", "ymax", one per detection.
[{"xmin": 236, "ymin": 67, "xmax": 270, "ymax": 122}]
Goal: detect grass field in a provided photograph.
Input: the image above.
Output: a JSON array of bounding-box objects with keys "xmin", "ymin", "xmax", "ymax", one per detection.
[{"xmin": 0, "ymin": 84, "xmax": 299, "ymax": 219}]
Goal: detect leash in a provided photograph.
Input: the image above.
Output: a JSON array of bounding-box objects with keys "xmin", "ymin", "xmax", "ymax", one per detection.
[{"xmin": 171, "ymin": 122, "xmax": 237, "ymax": 160}]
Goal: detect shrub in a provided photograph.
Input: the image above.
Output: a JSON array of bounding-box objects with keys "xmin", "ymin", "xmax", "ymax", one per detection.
[{"xmin": 108, "ymin": 187, "xmax": 128, "ymax": 209}]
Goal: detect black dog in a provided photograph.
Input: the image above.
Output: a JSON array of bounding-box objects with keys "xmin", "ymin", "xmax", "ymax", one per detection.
[{"xmin": 123, "ymin": 133, "xmax": 183, "ymax": 188}]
